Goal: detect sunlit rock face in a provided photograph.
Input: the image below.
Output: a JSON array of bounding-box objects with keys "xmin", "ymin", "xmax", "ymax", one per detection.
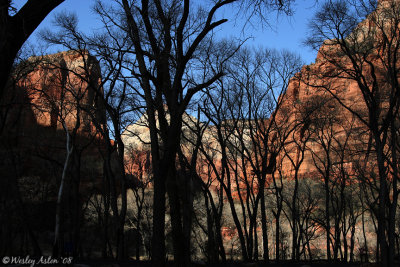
[
  {"xmin": 116, "ymin": 2, "xmax": 395, "ymax": 256},
  {"xmin": 16, "ymin": 50, "xmax": 105, "ymax": 133},
  {"xmin": 122, "ymin": 110, "xmax": 259, "ymax": 201},
  {"xmin": 274, "ymin": 0, "xmax": 397, "ymax": 179},
  {"xmin": 121, "ymin": 110, "xmax": 204, "ymax": 185},
  {"xmin": 120, "ymin": 1, "xmax": 398, "ymax": 196}
]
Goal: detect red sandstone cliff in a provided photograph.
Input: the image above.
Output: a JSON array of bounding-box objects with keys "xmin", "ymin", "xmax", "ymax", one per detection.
[
  {"xmin": 273, "ymin": 0, "xmax": 398, "ymax": 179},
  {"xmin": 19, "ymin": 50, "xmax": 104, "ymax": 133},
  {"xmin": 121, "ymin": 0, "xmax": 397, "ymax": 195},
  {"xmin": 0, "ymin": 50, "xmax": 107, "ymax": 204}
]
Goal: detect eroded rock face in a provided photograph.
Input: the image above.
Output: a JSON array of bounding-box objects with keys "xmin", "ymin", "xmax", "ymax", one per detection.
[
  {"xmin": 273, "ymin": 0, "xmax": 398, "ymax": 179},
  {"xmin": 121, "ymin": 110, "xmax": 203, "ymax": 184},
  {"xmin": 0, "ymin": 50, "xmax": 106, "ymax": 205},
  {"xmin": 121, "ymin": 1, "xmax": 397, "ymax": 187},
  {"xmin": 117, "ymin": 2, "xmax": 395, "ymax": 256},
  {"xmin": 19, "ymin": 50, "xmax": 104, "ymax": 133},
  {"xmin": 0, "ymin": 51, "xmax": 111, "ymax": 255}
]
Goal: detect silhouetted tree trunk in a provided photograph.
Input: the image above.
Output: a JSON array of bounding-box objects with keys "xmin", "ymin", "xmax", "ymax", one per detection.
[
  {"xmin": 0, "ymin": 0, "xmax": 63, "ymax": 93},
  {"xmin": 271, "ymin": 170, "xmax": 284, "ymax": 262},
  {"xmin": 306, "ymin": 1, "xmax": 400, "ymax": 265},
  {"xmin": 53, "ymin": 121, "xmax": 74, "ymax": 257},
  {"xmin": 120, "ymin": 0, "xmax": 240, "ymax": 264},
  {"xmin": 283, "ymin": 124, "xmax": 311, "ymax": 261}
]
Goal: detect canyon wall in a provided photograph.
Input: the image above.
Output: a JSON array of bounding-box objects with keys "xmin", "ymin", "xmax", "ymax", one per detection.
[
  {"xmin": 274, "ymin": 0, "xmax": 398, "ymax": 179},
  {"xmin": 0, "ymin": 50, "xmax": 106, "ymax": 204}
]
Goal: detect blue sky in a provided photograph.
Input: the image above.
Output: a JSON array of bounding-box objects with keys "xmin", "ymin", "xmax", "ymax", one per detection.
[{"xmin": 15, "ymin": 0, "xmax": 320, "ymax": 64}]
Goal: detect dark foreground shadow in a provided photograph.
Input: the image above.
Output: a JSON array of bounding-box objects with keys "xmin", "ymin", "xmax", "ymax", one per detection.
[{"xmin": 59, "ymin": 260, "xmax": 376, "ymax": 267}]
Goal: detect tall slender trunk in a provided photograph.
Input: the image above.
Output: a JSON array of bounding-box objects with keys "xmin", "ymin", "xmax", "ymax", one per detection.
[
  {"xmin": 135, "ymin": 187, "xmax": 144, "ymax": 260},
  {"xmin": 166, "ymin": 168, "xmax": 186, "ymax": 267},
  {"xmin": 333, "ymin": 213, "xmax": 341, "ymax": 261},
  {"xmin": 182, "ymin": 172, "xmax": 193, "ymax": 266},
  {"xmin": 350, "ymin": 220, "xmax": 356, "ymax": 262},
  {"xmin": 254, "ymin": 219, "xmax": 259, "ymax": 260},
  {"xmin": 260, "ymin": 188, "xmax": 269, "ymax": 262},
  {"xmin": 388, "ymin": 124, "xmax": 398, "ymax": 267},
  {"xmin": 205, "ymin": 185, "xmax": 226, "ymax": 262},
  {"xmin": 151, "ymin": 164, "xmax": 166, "ymax": 266},
  {"xmin": 272, "ymin": 172, "xmax": 283, "ymax": 262},
  {"xmin": 375, "ymin": 137, "xmax": 389, "ymax": 267},
  {"xmin": 214, "ymin": 187, "xmax": 226, "ymax": 262},
  {"xmin": 342, "ymin": 224, "xmax": 348, "ymax": 262},
  {"xmin": 361, "ymin": 201, "xmax": 368, "ymax": 262},
  {"xmin": 101, "ymin": 162, "xmax": 111, "ymax": 258},
  {"xmin": 104, "ymin": 146, "xmax": 124, "ymax": 259},
  {"xmin": 291, "ymin": 171, "xmax": 299, "ymax": 261},
  {"xmin": 325, "ymin": 177, "xmax": 331, "ymax": 262},
  {"xmin": 53, "ymin": 125, "xmax": 73, "ymax": 257},
  {"xmin": 204, "ymin": 190, "xmax": 217, "ymax": 263},
  {"xmin": 225, "ymin": 190, "xmax": 249, "ymax": 260},
  {"xmin": 275, "ymin": 213, "xmax": 281, "ymax": 261},
  {"xmin": 115, "ymin": 132, "xmax": 128, "ymax": 260},
  {"xmin": 148, "ymin": 107, "xmax": 165, "ymax": 266},
  {"xmin": 218, "ymin": 132, "xmax": 248, "ymax": 260}
]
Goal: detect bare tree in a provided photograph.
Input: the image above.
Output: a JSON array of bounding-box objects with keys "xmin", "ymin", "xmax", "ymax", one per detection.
[
  {"xmin": 281, "ymin": 106, "xmax": 313, "ymax": 261},
  {"xmin": 196, "ymin": 46, "xmax": 301, "ymax": 262},
  {"xmin": 117, "ymin": 0, "xmax": 301, "ymax": 264},
  {"xmin": 306, "ymin": 1, "xmax": 400, "ymax": 265},
  {"xmin": 226, "ymin": 48, "xmax": 302, "ymax": 262},
  {"xmin": 125, "ymin": 148, "xmax": 152, "ymax": 260},
  {"xmin": 42, "ymin": 10, "xmax": 143, "ymax": 257}
]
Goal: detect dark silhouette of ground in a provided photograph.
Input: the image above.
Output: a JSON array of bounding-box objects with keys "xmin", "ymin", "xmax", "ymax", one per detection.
[
  {"xmin": 61, "ymin": 260, "xmax": 371, "ymax": 267},
  {"xmin": 6, "ymin": 259, "xmax": 385, "ymax": 267}
]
